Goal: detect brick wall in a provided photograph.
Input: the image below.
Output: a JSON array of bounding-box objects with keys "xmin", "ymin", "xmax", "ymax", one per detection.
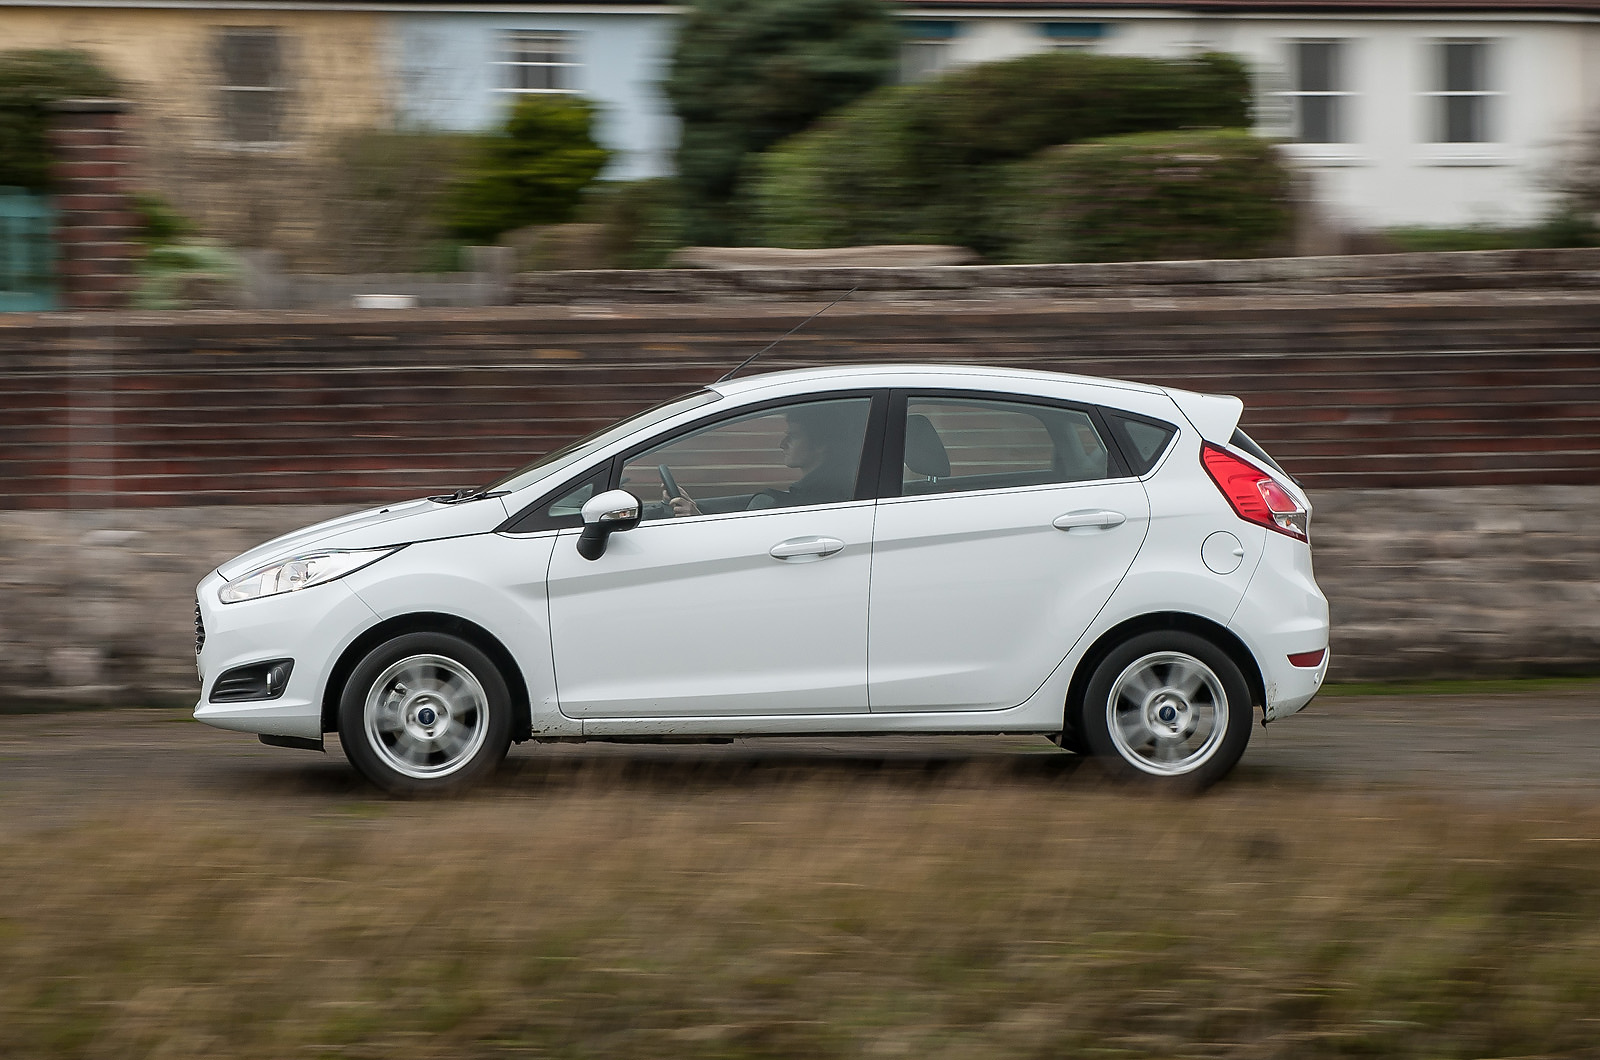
[
  {"xmin": 48, "ymin": 99, "xmax": 139, "ymax": 311},
  {"xmin": 4, "ymin": 290, "xmax": 1599, "ymax": 510}
]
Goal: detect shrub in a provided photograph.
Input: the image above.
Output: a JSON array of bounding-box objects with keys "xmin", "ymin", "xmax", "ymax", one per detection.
[
  {"xmin": 665, "ymin": 0, "xmax": 897, "ymax": 245},
  {"xmin": 323, "ymin": 130, "xmax": 479, "ymax": 271},
  {"xmin": 446, "ymin": 95, "xmax": 610, "ymax": 242},
  {"xmin": 747, "ymin": 50, "xmax": 1253, "ymax": 255},
  {"xmin": 0, "ymin": 49, "xmax": 119, "ymax": 190},
  {"xmin": 577, "ymin": 178, "xmax": 687, "ymax": 268},
  {"xmin": 998, "ymin": 129, "xmax": 1293, "ymax": 263}
]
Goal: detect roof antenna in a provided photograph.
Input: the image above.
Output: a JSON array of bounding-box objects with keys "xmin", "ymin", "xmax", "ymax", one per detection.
[{"xmin": 717, "ymin": 285, "xmax": 859, "ymax": 383}]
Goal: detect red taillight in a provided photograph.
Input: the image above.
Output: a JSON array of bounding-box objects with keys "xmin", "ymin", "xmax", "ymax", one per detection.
[
  {"xmin": 1288, "ymin": 648, "xmax": 1327, "ymax": 667},
  {"xmin": 1200, "ymin": 443, "xmax": 1309, "ymax": 541}
]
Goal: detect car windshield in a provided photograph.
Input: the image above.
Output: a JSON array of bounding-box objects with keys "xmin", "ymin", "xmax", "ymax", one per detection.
[{"xmin": 482, "ymin": 390, "xmax": 722, "ymax": 495}]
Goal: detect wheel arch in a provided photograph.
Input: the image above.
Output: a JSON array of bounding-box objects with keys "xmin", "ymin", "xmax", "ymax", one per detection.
[
  {"xmin": 1063, "ymin": 612, "xmax": 1265, "ymax": 736},
  {"xmin": 321, "ymin": 612, "xmax": 533, "ymax": 742}
]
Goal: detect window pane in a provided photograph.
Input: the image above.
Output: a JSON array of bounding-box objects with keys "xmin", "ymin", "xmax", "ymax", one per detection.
[
  {"xmin": 1442, "ymin": 40, "xmax": 1485, "ymax": 92},
  {"xmin": 220, "ymin": 29, "xmax": 280, "ymax": 88},
  {"xmin": 1296, "ymin": 41, "xmax": 1338, "ymax": 94},
  {"xmin": 624, "ymin": 398, "xmax": 872, "ymax": 521},
  {"xmin": 548, "ymin": 478, "xmax": 598, "ymax": 518},
  {"xmin": 504, "ymin": 31, "xmax": 572, "ymax": 91},
  {"xmin": 1298, "ymin": 95, "xmax": 1338, "ymax": 144},
  {"xmin": 220, "ymin": 89, "xmax": 281, "ymax": 143},
  {"xmin": 902, "ymin": 399, "xmax": 1110, "ymax": 496},
  {"xmin": 1443, "ymin": 94, "xmax": 1484, "ymax": 142},
  {"xmin": 900, "ymin": 41, "xmax": 949, "ymax": 83},
  {"xmin": 1108, "ymin": 414, "xmax": 1177, "ymax": 474}
]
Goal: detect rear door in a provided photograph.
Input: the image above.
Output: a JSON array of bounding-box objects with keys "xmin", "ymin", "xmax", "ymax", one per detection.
[{"xmin": 867, "ymin": 392, "xmax": 1150, "ymax": 712}]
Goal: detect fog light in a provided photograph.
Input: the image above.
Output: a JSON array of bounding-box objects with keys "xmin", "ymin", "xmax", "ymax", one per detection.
[{"xmin": 210, "ymin": 658, "xmax": 295, "ymax": 703}]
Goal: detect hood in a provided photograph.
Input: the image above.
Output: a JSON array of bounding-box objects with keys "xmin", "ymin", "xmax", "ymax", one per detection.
[{"xmin": 216, "ymin": 495, "xmax": 512, "ymax": 581}]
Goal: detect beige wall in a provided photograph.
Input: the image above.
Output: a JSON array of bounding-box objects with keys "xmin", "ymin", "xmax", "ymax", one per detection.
[
  {"xmin": 2, "ymin": 7, "xmax": 393, "ymax": 265},
  {"xmin": 1, "ymin": 8, "xmax": 390, "ymax": 141}
]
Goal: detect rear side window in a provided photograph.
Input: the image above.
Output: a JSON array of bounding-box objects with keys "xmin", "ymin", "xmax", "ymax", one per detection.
[
  {"xmin": 1102, "ymin": 411, "xmax": 1177, "ymax": 476},
  {"xmin": 901, "ymin": 397, "xmax": 1113, "ymax": 496}
]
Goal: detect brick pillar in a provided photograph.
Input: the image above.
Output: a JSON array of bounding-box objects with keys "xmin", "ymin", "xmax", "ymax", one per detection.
[{"xmin": 49, "ymin": 99, "xmax": 140, "ymax": 311}]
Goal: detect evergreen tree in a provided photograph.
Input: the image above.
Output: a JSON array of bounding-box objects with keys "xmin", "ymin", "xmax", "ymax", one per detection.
[{"xmin": 665, "ymin": 0, "xmax": 896, "ymax": 245}]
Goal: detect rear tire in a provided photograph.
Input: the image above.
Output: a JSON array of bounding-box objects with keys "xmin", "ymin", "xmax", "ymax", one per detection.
[
  {"xmin": 337, "ymin": 632, "xmax": 512, "ymax": 795},
  {"xmin": 1079, "ymin": 631, "xmax": 1252, "ymax": 789}
]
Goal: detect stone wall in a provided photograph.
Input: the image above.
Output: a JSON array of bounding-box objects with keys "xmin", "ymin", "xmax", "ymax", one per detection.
[{"xmin": 2, "ymin": 487, "xmax": 1596, "ymax": 708}]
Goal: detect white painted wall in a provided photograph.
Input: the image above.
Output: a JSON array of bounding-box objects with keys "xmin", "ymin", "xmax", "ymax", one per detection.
[
  {"xmin": 394, "ymin": 11, "xmax": 678, "ymax": 180},
  {"xmin": 902, "ymin": 8, "xmax": 1600, "ymax": 229}
]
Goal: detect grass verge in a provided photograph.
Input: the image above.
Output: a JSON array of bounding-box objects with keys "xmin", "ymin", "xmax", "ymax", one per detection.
[{"xmin": 4, "ymin": 773, "xmax": 1600, "ymax": 1058}]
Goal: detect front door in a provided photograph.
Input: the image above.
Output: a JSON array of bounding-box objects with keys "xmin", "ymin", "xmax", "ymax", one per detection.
[
  {"xmin": 868, "ymin": 394, "xmax": 1150, "ymax": 712},
  {"xmin": 547, "ymin": 394, "xmax": 880, "ymax": 719}
]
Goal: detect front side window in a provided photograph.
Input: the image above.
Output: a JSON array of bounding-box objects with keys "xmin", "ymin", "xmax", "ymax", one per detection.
[
  {"xmin": 217, "ymin": 27, "xmax": 287, "ymax": 144},
  {"xmin": 1290, "ymin": 40, "xmax": 1350, "ymax": 144},
  {"xmin": 623, "ymin": 397, "xmax": 873, "ymax": 522},
  {"xmin": 499, "ymin": 30, "xmax": 578, "ymax": 93},
  {"xmin": 900, "ymin": 397, "xmax": 1112, "ymax": 497},
  {"xmin": 1431, "ymin": 39, "xmax": 1494, "ymax": 143}
]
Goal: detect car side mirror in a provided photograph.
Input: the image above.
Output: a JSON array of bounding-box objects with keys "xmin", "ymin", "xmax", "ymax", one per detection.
[{"xmin": 576, "ymin": 489, "xmax": 642, "ymax": 561}]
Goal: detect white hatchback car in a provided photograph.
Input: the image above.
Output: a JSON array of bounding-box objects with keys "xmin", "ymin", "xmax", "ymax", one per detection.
[{"xmin": 194, "ymin": 365, "xmax": 1329, "ymax": 793}]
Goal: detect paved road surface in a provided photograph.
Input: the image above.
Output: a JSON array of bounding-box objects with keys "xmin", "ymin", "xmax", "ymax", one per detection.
[{"xmin": 2, "ymin": 684, "xmax": 1597, "ymax": 807}]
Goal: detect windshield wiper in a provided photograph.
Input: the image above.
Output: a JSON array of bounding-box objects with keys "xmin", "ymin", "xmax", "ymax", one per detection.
[{"xmin": 428, "ymin": 487, "xmax": 512, "ymax": 505}]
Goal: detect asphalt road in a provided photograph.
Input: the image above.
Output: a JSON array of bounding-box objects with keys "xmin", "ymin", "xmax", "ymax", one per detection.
[{"xmin": 3, "ymin": 683, "xmax": 1597, "ymax": 807}]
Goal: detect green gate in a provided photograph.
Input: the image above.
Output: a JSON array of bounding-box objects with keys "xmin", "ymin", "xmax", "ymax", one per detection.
[{"xmin": 0, "ymin": 187, "xmax": 56, "ymax": 312}]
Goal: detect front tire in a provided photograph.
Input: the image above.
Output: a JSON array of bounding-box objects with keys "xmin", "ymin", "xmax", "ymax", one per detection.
[
  {"xmin": 1079, "ymin": 631, "xmax": 1252, "ymax": 789},
  {"xmin": 338, "ymin": 632, "xmax": 512, "ymax": 795}
]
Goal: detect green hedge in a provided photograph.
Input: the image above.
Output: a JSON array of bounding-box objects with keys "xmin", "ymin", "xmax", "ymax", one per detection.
[
  {"xmin": 445, "ymin": 95, "xmax": 610, "ymax": 242},
  {"xmin": 998, "ymin": 129, "xmax": 1294, "ymax": 264},
  {"xmin": 747, "ymin": 50, "xmax": 1252, "ymax": 254},
  {"xmin": 0, "ymin": 49, "xmax": 119, "ymax": 190}
]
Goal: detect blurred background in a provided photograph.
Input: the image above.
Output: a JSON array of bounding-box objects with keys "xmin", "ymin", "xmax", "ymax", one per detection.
[
  {"xmin": 4, "ymin": 2, "xmax": 1600, "ymax": 1055},
  {"xmin": 3, "ymin": 0, "xmax": 1599, "ymax": 704}
]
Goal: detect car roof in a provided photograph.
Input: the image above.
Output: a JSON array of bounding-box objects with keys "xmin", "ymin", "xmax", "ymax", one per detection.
[{"xmin": 708, "ymin": 363, "xmax": 1166, "ymax": 400}]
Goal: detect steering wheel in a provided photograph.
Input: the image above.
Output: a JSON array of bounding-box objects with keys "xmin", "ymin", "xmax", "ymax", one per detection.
[{"xmin": 658, "ymin": 464, "xmax": 682, "ymax": 500}]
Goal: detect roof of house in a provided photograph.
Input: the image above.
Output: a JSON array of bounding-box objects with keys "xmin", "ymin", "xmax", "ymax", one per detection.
[
  {"xmin": 902, "ymin": 0, "xmax": 1600, "ymax": 11},
  {"xmin": 6, "ymin": 0, "xmax": 1597, "ymax": 13}
]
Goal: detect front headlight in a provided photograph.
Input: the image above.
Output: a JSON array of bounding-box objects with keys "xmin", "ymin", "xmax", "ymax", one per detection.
[{"xmin": 218, "ymin": 547, "xmax": 401, "ymax": 604}]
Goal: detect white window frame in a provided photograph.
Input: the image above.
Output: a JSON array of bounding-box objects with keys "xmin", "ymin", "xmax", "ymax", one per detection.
[
  {"xmin": 215, "ymin": 26, "xmax": 289, "ymax": 148},
  {"xmin": 497, "ymin": 30, "xmax": 579, "ymax": 95},
  {"xmin": 1421, "ymin": 37, "xmax": 1506, "ymax": 165},
  {"xmin": 1275, "ymin": 38, "xmax": 1367, "ymax": 167},
  {"xmin": 1288, "ymin": 39, "xmax": 1352, "ymax": 145}
]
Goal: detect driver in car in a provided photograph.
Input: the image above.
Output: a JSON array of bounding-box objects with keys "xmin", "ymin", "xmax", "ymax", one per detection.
[{"xmin": 666, "ymin": 405, "xmax": 860, "ymax": 517}]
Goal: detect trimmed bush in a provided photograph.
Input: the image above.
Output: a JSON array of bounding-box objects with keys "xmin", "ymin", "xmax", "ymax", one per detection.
[
  {"xmin": 446, "ymin": 95, "xmax": 610, "ymax": 242},
  {"xmin": 999, "ymin": 129, "xmax": 1293, "ymax": 263},
  {"xmin": 0, "ymin": 49, "xmax": 119, "ymax": 190},
  {"xmin": 748, "ymin": 50, "xmax": 1253, "ymax": 255}
]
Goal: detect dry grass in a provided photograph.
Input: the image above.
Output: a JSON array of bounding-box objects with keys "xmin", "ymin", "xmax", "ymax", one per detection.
[{"xmin": 4, "ymin": 765, "xmax": 1600, "ymax": 1059}]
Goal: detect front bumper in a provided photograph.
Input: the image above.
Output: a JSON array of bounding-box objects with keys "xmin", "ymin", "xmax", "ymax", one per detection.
[{"xmin": 193, "ymin": 572, "xmax": 380, "ymax": 740}]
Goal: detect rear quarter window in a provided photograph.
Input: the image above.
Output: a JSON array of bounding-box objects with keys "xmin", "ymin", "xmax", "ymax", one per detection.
[{"xmin": 1102, "ymin": 411, "xmax": 1177, "ymax": 476}]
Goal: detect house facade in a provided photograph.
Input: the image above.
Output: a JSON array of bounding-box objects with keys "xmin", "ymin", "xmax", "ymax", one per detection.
[
  {"xmin": 2, "ymin": 0, "xmax": 1596, "ymax": 258},
  {"xmin": 899, "ymin": 0, "xmax": 1600, "ymax": 230}
]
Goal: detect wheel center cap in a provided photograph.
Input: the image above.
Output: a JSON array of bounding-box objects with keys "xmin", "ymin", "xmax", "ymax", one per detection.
[
  {"xmin": 417, "ymin": 706, "xmax": 437, "ymax": 726},
  {"xmin": 1158, "ymin": 704, "xmax": 1178, "ymax": 723}
]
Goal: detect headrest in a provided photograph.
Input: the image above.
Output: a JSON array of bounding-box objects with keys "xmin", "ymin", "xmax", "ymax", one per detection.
[{"xmin": 904, "ymin": 414, "xmax": 950, "ymax": 478}]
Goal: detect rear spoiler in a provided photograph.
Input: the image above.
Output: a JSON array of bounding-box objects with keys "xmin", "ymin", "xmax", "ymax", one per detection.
[{"xmin": 1164, "ymin": 387, "xmax": 1244, "ymax": 445}]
